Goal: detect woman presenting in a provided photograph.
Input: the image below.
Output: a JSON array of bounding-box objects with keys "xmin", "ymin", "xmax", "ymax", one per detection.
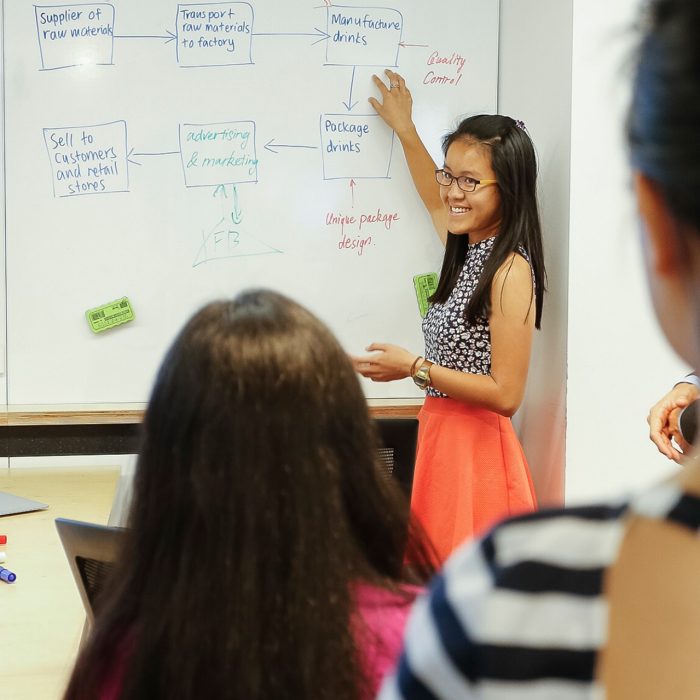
[{"xmin": 354, "ymin": 70, "xmax": 546, "ymax": 562}]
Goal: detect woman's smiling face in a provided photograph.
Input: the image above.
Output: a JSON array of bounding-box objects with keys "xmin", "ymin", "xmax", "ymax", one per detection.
[{"xmin": 440, "ymin": 139, "xmax": 502, "ymax": 242}]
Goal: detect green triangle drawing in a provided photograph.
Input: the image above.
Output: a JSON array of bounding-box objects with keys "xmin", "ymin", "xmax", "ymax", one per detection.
[{"xmin": 193, "ymin": 217, "xmax": 282, "ymax": 268}]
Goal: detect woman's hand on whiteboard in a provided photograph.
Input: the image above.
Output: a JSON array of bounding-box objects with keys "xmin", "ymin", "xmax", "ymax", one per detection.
[
  {"xmin": 369, "ymin": 70, "xmax": 446, "ymax": 242},
  {"xmin": 351, "ymin": 343, "xmax": 416, "ymax": 382},
  {"xmin": 368, "ymin": 70, "xmax": 415, "ymax": 138}
]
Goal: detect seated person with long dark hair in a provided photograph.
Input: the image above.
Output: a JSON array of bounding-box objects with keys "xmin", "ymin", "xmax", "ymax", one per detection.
[{"xmin": 62, "ymin": 290, "xmax": 435, "ymax": 700}]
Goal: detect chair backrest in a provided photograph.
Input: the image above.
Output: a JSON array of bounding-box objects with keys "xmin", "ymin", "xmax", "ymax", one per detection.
[
  {"xmin": 55, "ymin": 517, "xmax": 124, "ymax": 625},
  {"xmin": 373, "ymin": 418, "xmax": 418, "ymax": 497}
]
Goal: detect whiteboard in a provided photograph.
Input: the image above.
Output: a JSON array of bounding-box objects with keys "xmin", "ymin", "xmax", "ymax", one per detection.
[{"xmin": 4, "ymin": 0, "xmax": 498, "ymax": 406}]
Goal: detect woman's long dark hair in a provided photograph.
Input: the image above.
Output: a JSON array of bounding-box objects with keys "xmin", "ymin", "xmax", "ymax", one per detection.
[
  {"xmin": 62, "ymin": 290, "xmax": 435, "ymax": 700},
  {"xmin": 430, "ymin": 115, "xmax": 547, "ymax": 329},
  {"xmin": 628, "ymin": 0, "xmax": 700, "ymax": 232}
]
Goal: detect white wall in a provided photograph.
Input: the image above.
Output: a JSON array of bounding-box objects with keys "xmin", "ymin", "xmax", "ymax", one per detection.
[
  {"xmin": 499, "ymin": 0, "xmax": 573, "ymax": 506},
  {"xmin": 566, "ymin": 0, "xmax": 683, "ymax": 502}
]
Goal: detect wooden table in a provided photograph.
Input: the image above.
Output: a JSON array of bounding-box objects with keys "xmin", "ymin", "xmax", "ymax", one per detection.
[{"xmin": 0, "ymin": 467, "xmax": 119, "ymax": 700}]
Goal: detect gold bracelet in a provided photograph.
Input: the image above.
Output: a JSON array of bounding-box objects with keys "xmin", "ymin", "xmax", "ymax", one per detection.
[{"xmin": 409, "ymin": 355, "xmax": 423, "ymax": 378}]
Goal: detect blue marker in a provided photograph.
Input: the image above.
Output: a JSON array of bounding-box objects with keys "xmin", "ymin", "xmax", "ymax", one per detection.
[{"xmin": 0, "ymin": 566, "xmax": 16, "ymax": 583}]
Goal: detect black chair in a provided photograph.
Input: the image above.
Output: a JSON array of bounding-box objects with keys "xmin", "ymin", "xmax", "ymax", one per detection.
[
  {"xmin": 373, "ymin": 417, "xmax": 418, "ymax": 497},
  {"xmin": 55, "ymin": 517, "xmax": 124, "ymax": 638}
]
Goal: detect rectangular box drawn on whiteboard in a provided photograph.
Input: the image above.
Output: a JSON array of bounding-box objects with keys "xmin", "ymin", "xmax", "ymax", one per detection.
[
  {"xmin": 324, "ymin": 5, "xmax": 402, "ymax": 67},
  {"xmin": 320, "ymin": 114, "xmax": 393, "ymax": 180},
  {"xmin": 179, "ymin": 121, "xmax": 258, "ymax": 187},
  {"xmin": 43, "ymin": 120, "xmax": 128, "ymax": 197},
  {"xmin": 35, "ymin": 3, "xmax": 115, "ymax": 70},
  {"xmin": 176, "ymin": 2, "xmax": 253, "ymax": 67}
]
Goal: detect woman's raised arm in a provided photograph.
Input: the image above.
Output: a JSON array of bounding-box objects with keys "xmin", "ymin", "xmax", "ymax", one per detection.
[{"xmin": 368, "ymin": 69, "xmax": 447, "ymax": 243}]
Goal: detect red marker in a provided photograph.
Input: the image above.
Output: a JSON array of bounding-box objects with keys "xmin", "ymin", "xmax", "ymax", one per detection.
[{"xmin": 0, "ymin": 535, "xmax": 6, "ymax": 545}]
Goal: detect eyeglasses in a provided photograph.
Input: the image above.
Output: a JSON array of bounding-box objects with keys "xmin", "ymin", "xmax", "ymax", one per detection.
[{"xmin": 435, "ymin": 169, "xmax": 498, "ymax": 192}]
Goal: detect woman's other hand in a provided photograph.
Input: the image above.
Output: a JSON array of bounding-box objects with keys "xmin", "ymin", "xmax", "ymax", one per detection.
[{"xmin": 352, "ymin": 343, "xmax": 417, "ymax": 382}]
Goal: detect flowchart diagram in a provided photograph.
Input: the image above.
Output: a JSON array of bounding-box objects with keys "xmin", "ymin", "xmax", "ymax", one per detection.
[
  {"xmin": 42, "ymin": 114, "xmax": 395, "ymax": 196},
  {"xmin": 36, "ymin": 2, "xmax": 428, "ymax": 263}
]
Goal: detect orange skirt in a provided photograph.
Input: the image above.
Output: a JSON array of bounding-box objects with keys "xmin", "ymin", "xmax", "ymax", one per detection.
[{"xmin": 411, "ymin": 397, "xmax": 537, "ymax": 564}]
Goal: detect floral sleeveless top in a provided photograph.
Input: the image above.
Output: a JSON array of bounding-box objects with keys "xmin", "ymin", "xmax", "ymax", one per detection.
[{"xmin": 422, "ymin": 236, "xmax": 530, "ymax": 399}]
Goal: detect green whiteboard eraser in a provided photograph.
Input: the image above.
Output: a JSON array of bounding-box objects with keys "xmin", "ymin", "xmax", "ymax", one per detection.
[
  {"xmin": 413, "ymin": 273, "xmax": 439, "ymax": 318},
  {"xmin": 86, "ymin": 297, "xmax": 135, "ymax": 333}
]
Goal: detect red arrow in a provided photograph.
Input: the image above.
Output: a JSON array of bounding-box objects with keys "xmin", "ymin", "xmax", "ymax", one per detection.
[
  {"xmin": 350, "ymin": 179, "xmax": 356, "ymax": 208},
  {"xmin": 399, "ymin": 42, "xmax": 428, "ymax": 48}
]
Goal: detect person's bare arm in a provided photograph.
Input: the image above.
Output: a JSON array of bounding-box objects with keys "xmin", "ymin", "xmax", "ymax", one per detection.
[
  {"xmin": 352, "ymin": 254, "xmax": 535, "ymax": 417},
  {"xmin": 368, "ymin": 69, "xmax": 447, "ymax": 243}
]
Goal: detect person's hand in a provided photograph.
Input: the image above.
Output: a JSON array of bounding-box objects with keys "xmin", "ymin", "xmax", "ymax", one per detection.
[
  {"xmin": 368, "ymin": 69, "xmax": 415, "ymax": 138},
  {"xmin": 647, "ymin": 382, "xmax": 700, "ymax": 461},
  {"xmin": 351, "ymin": 343, "xmax": 417, "ymax": 382}
]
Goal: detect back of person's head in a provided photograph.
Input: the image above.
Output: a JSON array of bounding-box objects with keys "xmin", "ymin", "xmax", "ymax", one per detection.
[
  {"xmin": 432, "ymin": 114, "xmax": 546, "ymax": 328},
  {"xmin": 628, "ymin": 0, "xmax": 700, "ymax": 230},
  {"xmin": 63, "ymin": 289, "xmax": 434, "ymax": 700},
  {"xmin": 628, "ymin": 0, "xmax": 700, "ymax": 364}
]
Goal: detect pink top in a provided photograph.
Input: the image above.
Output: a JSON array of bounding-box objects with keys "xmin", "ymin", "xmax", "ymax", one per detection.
[
  {"xmin": 99, "ymin": 582, "xmax": 421, "ymax": 699},
  {"xmin": 99, "ymin": 633, "xmax": 132, "ymax": 700},
  {"xmin": 352, "ymin": 582, "xmax": 422, "ymax": 698}
]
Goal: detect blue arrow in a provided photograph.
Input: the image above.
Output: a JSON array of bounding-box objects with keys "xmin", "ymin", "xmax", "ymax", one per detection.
[
  {"xmin": 231, "ymin": 185, "xmax": 243, "ymax": 225},
  {"xmin": 213, "ymin": 184, "xmax": 244, "ymax": 224},
  {"xmin": 343, "ymin": 66, "xmax": 358, "ymax": 111},
  {"xmin": 127, "ymin": 147, "xmax": 180, "ymax": 166},
  {"xmin": 253, "ymin": 27, "xmax": 330, "ymax": 45},
  {"xmin": 114, "ymin": 30, "xmax": 176, "ymax": 43},
  {"xmin": 264, "ymin": 139, "xmax": 318, "ymax": 154}
]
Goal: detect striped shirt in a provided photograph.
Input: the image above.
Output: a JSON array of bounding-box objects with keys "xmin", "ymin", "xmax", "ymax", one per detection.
[{"xmin": 379, "ymin": 481, "xmax": 699, "ymax": 699}]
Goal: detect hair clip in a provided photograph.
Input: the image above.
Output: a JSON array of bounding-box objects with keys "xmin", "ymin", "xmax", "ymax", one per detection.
[{"xmin": 515, "ymin": 119, "xmax": 526, "ymax": 130}]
